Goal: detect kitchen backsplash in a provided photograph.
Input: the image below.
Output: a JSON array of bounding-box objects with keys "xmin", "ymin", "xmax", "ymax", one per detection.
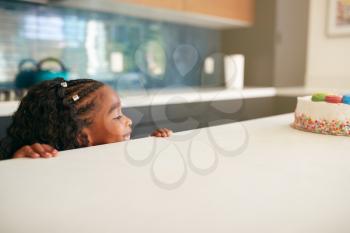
[{"xmin": 0, "ymin": 0, "xmax": 222, "ymax": 91}]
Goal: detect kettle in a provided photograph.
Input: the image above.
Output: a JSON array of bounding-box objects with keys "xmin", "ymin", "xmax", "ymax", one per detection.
[
  {"xmin": 34, "ymin": 57, "xmax": 69, "ymax": 84},
  {"xmin": 14, "ymin": 59, "xmax": 37, "ymax": 88}
]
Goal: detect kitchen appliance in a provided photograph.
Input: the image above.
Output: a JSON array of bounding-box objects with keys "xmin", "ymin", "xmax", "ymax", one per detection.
[
  {"xmin": 34, "ymin": 57, "xmax": 69, "ymax": 84},
  {"xmin": 14, "ymin": 59, "xmax": 37, "ymax": 89},
  {"xmin": 224, "ymin": 54, "xmax": 245, "ymax": 89}
]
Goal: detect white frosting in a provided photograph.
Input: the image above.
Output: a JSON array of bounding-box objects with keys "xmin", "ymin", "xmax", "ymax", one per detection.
[{"xmin": 295, "ymin": 96, "xmax": 350, "ymax": 122}]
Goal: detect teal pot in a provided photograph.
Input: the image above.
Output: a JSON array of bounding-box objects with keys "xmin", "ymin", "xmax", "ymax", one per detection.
[
  {"xmin": 15, "ymin": 59, "xmax": 37, "ymax": 89},
  {"xmin": 34, "ymin": 58, "xmax": 69, "ymax": 84}
]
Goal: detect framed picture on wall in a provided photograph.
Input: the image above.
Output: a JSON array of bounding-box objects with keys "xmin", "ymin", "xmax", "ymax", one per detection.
[{"xmin": 328, "ymin": 0, "xmax": 350, "ymax": 36}]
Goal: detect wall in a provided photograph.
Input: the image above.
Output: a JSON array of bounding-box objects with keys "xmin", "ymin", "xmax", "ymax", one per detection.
[
  {"xmin": 222, "ymin": 0, "xmax": 309, "ymax": 88},
  {"xmin": 222, "ymin": 0, "xmax": 276, "ymax": 87},
  {"xmin": 306, "ymin": 0, "xmax": 350, "ymax": 88},
  {"xmin": 273, "ymin": 0, "xmax": 309, "ymax": 87},
  {"xmin": 0, "ymin": 1, "xmax": 222, "ymax": 90}
]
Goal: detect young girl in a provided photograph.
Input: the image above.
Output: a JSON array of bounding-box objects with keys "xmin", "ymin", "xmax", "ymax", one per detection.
[{"xmin": 0, "ymin": 78, "xmax": 172, "ymax": 160}]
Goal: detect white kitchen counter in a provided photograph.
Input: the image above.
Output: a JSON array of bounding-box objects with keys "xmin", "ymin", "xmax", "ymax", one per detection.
[
  {"xmin": 2, "ymin": 86, "xmax": 350, "ymax": 117},
  {"xmin": 1, "ymin": 114, "xmax": 349, "ymax": 233},
  {"xmin": 276, "ymin": 86, "xmax": 350, "ymax": 97},
  {"xmin": 0, "ymin": 87, "xmax": 276, "ymax": 117}
]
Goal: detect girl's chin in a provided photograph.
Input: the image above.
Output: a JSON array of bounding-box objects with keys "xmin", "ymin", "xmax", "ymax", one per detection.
[{"xmin": 123, "ymin": 134, "xmax": 131, "ymax": 140}]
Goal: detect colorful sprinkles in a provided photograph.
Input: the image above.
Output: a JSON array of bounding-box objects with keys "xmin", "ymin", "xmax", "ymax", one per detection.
[{"xmin": 293, "ymin": 113, "xmax": 350, "ymax": 136}]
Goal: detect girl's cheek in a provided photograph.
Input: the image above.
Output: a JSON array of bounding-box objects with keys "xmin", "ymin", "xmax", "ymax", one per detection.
[
  {"xmin": 102, "ymin": 118, "xmax": 120, "ymax": 136},
  {"xmin": 110, "ymin": 122, "xmax": 124, "ymax": 136}
]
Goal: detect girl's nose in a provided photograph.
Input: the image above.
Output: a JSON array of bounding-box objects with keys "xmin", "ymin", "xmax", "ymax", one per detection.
[{"xmin": 126, "ymin": 117, "xmax": 132, "ymax": 127}]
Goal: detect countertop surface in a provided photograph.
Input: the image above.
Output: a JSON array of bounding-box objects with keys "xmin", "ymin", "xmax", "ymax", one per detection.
[
  {"xmin": 2, "ymin": 86, "xmax": 348, "ymax": 117},
  {"xmin": 0, "ymin": 87, "xmax": 276, "ymax": 117},
  {"xmin": 276, "ymin": 86, "xmax": 350, "ymax": 97},
  {"xmin": 1, "ymin": 113, "xmax": 349, "ymax": 233}
]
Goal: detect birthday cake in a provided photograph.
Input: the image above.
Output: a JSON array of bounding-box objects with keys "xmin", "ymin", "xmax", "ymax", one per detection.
[{"xmin": 293, "ymin": 93, "xmax": 350, "ymax": 136}]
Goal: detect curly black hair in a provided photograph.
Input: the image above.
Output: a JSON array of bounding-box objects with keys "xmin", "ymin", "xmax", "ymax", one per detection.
[{"xmin": 0, "ymin": 78, "xmax": 105, "ymax": 160}]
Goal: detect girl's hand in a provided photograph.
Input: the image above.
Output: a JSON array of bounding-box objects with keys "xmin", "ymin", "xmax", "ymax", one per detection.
[
  {"xmin": 13, "ymin": 143, "xmax": 58, "ymax": 159},
  {"xmin": 151, "ymin": 128, "xmax": 173, "ymax": 137}
]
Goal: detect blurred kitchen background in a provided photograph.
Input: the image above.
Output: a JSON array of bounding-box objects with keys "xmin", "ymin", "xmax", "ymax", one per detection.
[
  {"xmin": 0, "ymin": 0, "xmax": 224, "ymax": 91},
  {"xmin": 0, "ymin": 0, "xmax": 349, "ymax": 138}
]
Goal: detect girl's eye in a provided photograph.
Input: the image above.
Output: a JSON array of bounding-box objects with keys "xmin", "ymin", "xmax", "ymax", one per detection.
[{"xmin": 114, "ymin": 115, "xmax": 123, "ymax": 120}]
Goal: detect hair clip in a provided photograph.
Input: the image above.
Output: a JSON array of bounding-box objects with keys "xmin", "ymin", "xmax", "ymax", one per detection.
[
  {"xmin": 72, "ymin": 94, "xmax": 80, "ymax": 102},
  {"xmin": 61, "ymin": 82, "xmax": 68, "ymax": 88}
]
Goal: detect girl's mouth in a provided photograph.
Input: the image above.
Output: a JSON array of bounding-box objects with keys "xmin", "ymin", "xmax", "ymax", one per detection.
[{"xmin": 123, "ymin": 133, "xmax": 131, "ymax": 140}]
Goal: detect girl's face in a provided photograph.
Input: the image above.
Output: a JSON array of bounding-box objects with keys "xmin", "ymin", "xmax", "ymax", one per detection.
[{"xmin": 83, "ymin": 86, "xmax": 133, "ymax": 146}]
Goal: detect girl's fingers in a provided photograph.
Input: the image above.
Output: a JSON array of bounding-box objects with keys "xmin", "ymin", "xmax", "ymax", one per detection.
[
  {"xmin": 31, "ymin": 143, "xmax": 47, "ymax": 157},
  {"xmin": 160, "ymin": 128, "xmax": 172, "ymax": 137},
  {"xmin": 42, "ymin": 144, "xmax": 58, "ymax": 156},
  {"xmin": 165, "ymin": 129, "xmax": 173, "ymax": 137},
  {"xmin": 151, "ymin": 131, "xmax": 161, "ymax": 137},
  {"xmin": 32, "ymin": 143, "xmax": 58, "ymax": 158},
  {"xmin": 15, "ymin": 146, "xmax": 39, "ymax": 159},
  {"xmin": 33, "ymin": 143, "xmax": 54, "ymax": 158},
  {"xmin": 13, "ymin": 144, "xmax": 58, "ymax": 159},
  {"xmin": 42, "ymin": 144, "xmax": 56, "ymax": 152},
  {"xmin": 159, "ymin": 128, "xmax": 166, "ymax": 137},
  {"xmin": 13, "ymin": 149, "xmax": 26, "ymax": 158},
  {"xmin": 151, "ymin": 128, "xmax": 173, "ymax": 137},
  {"xmin": 28, "ymin": 151, "xmax": 41, "ymax": 158}
]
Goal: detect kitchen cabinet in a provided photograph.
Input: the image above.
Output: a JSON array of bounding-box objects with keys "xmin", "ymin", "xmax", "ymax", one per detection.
[
  {"xmin": 57, "ymin": 0, "xmax": 254, "ymax": 29},
  {"xmin": 117, "ymin": 0, "xmax": 254, "ymax": 25},
  {"xmin": 184, "ymin": 0, "xmax": 254, "ymax": 24},
  {"xmin": 116, "ymin": 0, "xmax": 183, "ymax": 11}
]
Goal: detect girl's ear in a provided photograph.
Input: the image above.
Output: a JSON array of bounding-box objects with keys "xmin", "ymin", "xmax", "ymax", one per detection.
[{"xmin": 77, "ymin": 128, "xmax": 94, "ymax": 147}]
